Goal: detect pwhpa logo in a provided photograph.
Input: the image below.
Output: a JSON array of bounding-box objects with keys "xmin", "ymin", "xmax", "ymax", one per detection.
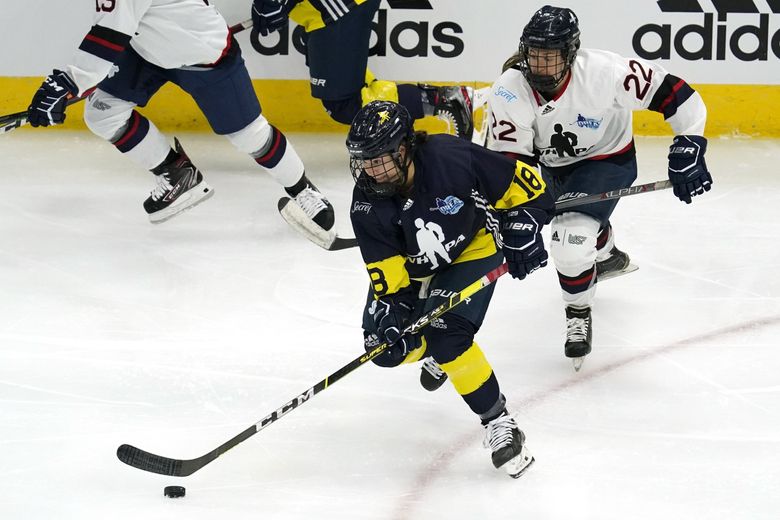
[
  {"xmin": 633, "ymin": 0, "xmax": 780, "ymax": 61},
  {"xmin": 251, "ymin": 0, "xmax": 464, "ymax": 59}
]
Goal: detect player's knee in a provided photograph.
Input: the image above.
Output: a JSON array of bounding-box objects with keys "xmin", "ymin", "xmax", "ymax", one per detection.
[
  {"xmin": 321, "ymin": 97, "xmax": 362, "ymax": 125},
  {"xmin": 550, "ymin": 211, "xmax": 600, "ymax": 275},
  {"xmin": 423, "ymin": 314, "xmax": 476, "ymax": 363},
  {"xmin": 83, "ymin": 89, "xmax": 135, "ymax": 141},
  {"xmin": 224, "ymin": 114, "xmax": 273, "ymax": 156}
]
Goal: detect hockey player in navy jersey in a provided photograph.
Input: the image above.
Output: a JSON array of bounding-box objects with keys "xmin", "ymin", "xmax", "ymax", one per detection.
[
  {"xmin": 485, "ymin": 5, "xmax": 713, "ymax": 370},
  {"xmin": 346, "ymin": 100, "xmax": 554, "ymax": 477},
  {"xmin": 26, "ymin": 0, "xmax": 335, "ymax": 236},
  {"xmin": 251, "ymin": 0, "xmax": 474, "ymax": 138}
]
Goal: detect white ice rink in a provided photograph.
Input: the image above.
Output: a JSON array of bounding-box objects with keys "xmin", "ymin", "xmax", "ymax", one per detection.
[{"xmin": 1, "ymin": 131, "xmax": 779, "ymax": 520}]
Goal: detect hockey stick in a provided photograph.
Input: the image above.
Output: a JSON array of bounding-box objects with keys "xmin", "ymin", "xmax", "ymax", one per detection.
[
  {"xmin": 277, "ymin": 179, "xmax": 673, "ymax": 252},
  {"xmin": 0, "ymin": 19, "xmax": 253, "ymax": 135},
  {"xmin": 555, "ymin": 180, "xmax": 672, "ymax": 210},
  {"xmin": 116, "ymin": 262, "xmax": 509, "ymax": 477}
]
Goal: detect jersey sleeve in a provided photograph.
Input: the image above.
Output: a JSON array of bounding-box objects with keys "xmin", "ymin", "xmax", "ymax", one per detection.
[
  {"xmin": 612, "ymin": 55, "xmax": 707, "ymax": 135},
  {"xmin": 469, "ymin": 144, "xmax": 550, "ymax": 212},
  {"xmin": 349, "ymin": 194, "xmax": 411, "ymax": 299},
  {"xmin": 485, "ymin": 74, "xmax": 537, "ymax": 158},
  {"xmin": 65, "ymin": 0, "xmax": 152, "ymax": 95}
]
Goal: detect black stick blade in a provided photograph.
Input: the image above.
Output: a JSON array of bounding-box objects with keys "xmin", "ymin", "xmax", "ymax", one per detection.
[{"xmin": 117, "ymin": 444, "xmax": 185, "ymax": 476}]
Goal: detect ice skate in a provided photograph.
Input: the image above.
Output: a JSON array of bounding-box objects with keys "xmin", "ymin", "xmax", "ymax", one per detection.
[
  {"xmin": 420, "ymin": 84, "xmax": 474, "ymax": 140},
  {"xmin": 419, "ymin": 357, "xmax": 448, "ymax": 392},
  {"xmin": 143, "ymin": 138, "xmax": 213, "ymax": 223},
  {"xmin": 288, "ymin": 176, "xmax": 335, "ymax": 232},
  {"xmin": 565, "ymin": 306, "xmax": 592, "ymax": 372},
  {"xmin": 596, "ymin": 246, "xmax": 638, "ymax": 281},
  {"xmin": 278, "ymin": 175, "xmax": 338, "ymax": 249},
  {"xmin": 483, "ymin": 412, "xmax": 534, "ymax": 478}
]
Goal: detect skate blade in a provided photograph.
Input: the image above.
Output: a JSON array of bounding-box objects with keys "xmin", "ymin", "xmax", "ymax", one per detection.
[
  {"xmin": 572, "ymin": 356, "xmax": 585, "ymax": 372},
  {"xmin": 598, "ymin": 263, "xmax": 639, "ymax": 282},
  {"xmin": 149, "ymin": 183, "xmax": 214, "ymax": 224},
  {"xmin": 505, "ymin": 446, "xmax": 535, "ymax": 479}
]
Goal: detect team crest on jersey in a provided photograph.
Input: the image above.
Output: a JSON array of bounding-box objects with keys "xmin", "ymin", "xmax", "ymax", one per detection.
[
  {"xmin": 430, "ymin": 196, "xmax": 464, "ymax": 215},
  {"xmin": 574, "ymin": 114, "xmax": 603, "ymax": 129},
  {"xmin": 494, "ymin": 86, "xmax": 518, "ymax": 103}
]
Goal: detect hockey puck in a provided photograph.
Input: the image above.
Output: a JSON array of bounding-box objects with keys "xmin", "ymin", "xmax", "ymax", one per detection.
[{"xmin": 164, "ymin": 486, "xmax": 186, "ymax": 498}]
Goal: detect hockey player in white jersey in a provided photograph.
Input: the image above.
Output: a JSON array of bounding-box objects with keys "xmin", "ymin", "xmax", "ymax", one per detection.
[
  {"xmin": 486, "ymin": 5, "xmax": 713, "ymax": 370},
  {"xmin": 26, "ymin": 0, "xmax": 335, "ymax": 235}
]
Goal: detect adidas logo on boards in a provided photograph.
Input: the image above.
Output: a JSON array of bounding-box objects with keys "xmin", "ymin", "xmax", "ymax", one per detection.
[{"xmin": 633, "ymin": 0, "xmax": 780, "ymax": 61}]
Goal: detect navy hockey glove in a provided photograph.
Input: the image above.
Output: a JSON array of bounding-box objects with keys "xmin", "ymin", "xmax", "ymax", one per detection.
[
  {"xmin": 668, "ymin": 135, "xmax": 712, "ymax": 204},
  {"xmin": 27, "ymin": 70, "xmax": 78, "ymax": 127},
  {"xmin": 501, "ymin": 207, "xmax": 550, "ymax": 280},
  {"xmin": 369, "ymin": 291, "xmax": 422, "ymax": 363},
  {"xmin": 252, "ymin": 0, "xmax": 297, "ymax": 36}
]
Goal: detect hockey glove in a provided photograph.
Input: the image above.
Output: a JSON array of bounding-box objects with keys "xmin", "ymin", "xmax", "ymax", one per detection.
[
  {"xmin": 369, "ymin": 290, "xmax": 422, "ymax": 364},
  {"xmin": 668, "ymin": 135, "xmax": 712, "ymax": 204},
  {"xmin": 27, "ymin": 70, "xmax": 78, "ymax": 127},
  {"xmin": 252, "ymin": 0, "xmax": 298, "ymax": 36},
  {"xmin": 501, "ymin": 207, "xmax": 550, "ymax": 280}
]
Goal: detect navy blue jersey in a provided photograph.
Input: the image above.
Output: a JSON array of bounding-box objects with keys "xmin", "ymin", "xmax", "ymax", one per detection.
[{"xmin": 350, "ymin": 133, "xmax": 551, "ymax": 298}]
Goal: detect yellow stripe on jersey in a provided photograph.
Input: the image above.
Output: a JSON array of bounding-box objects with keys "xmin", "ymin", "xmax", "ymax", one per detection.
[
  {"xmin": 366, "ymin": 255, "xmax": 410, "ymax": 297},
  {"xmin": 452, "ymin": 228, "xmax": 497, "ymax": 265},
  {"xmin": 493, "ymin": 161, "xmax": 547, "ymax": 210},
  {"xmin": 440, "ymin": 342, "xmax": 494, "ymax": 396}
]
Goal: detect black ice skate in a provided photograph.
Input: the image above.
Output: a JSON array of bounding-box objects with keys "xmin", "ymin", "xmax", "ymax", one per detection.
[
  {"xmin": 278, "ymin": 175, "xmax": 343, "ymax": 250},
  {"xmin": 419, "ymin": 357, "xmax": 448, "ymax": 392},
  {"xmin": 286, "ymin": 175, "xmax": 335, "ymax": 232},
  {"xmin": 483, "ymin": 412, "xmax": 534, "ymax": 479},
  {"xmin": 420, "ymin": 84, "xmax": 474, "ymax": 140},
  {"xmin": 143, "ymin": 138, "xmax": 213, "ymax": 223},
  {"xmin": 596, "ymin": 246, "xmax": 638, "ymax": 281},
  {"xmin": 565, "ymin": 306, "xmax": 592, "ymax": 372}
]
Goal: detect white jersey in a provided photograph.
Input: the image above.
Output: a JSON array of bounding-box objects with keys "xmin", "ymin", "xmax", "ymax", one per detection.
[
  {"xmin": 487, "ymin": 48, "xmax": 707, "ymax": 167},
  {"xmin": 67, "ymin": 0, "xmax": 230, "ymax": 95}
]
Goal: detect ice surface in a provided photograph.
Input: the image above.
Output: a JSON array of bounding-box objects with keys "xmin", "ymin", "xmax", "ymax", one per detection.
[{"xmin": 1, "ymin": 131, "xmax": 779, "ymax": 519}]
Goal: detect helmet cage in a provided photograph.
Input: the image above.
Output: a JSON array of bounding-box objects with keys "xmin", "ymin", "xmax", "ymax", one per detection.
[{"xmin": 349, "ymin": 145, "xmax": 413, "ymax": 198}]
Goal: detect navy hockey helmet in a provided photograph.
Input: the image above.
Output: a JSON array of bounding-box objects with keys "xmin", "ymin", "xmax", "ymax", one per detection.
[
  {"xmin": 518, "ymin": 5, "xmax": 581, "ymax": 93},
  {"xmin": 347, "ymin": 101, "xmax": 415, "ymax": 198}
]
